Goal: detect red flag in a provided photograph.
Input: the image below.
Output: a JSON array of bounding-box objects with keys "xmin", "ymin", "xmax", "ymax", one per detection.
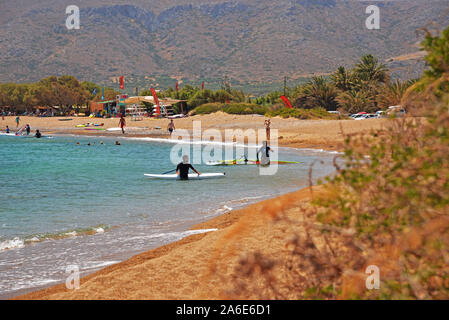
[
  {"xmin": 201, "ymin": 82, "xmax": 204, "ymax": 90},
  {"xmin": 119, "ymin": 76, "xmax": 124, "ymax": 90},
  {"xmin": 175, "ymin": 82, "xmax": 178, "ymax": 91},
  {"xmin": 280, "ymin": 95, "xmax": 293, "ymax": 109},
  {"xmin": 150, "ymin": 88, "xmax": 160, "ymax": 116}
]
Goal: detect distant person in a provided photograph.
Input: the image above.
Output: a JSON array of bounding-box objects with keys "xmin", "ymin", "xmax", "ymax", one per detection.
[
  {"xmin": 176, "ymin": 155, "xmax": 200, "ymax": 180},
  {"xmin": 87, "ymin": 142, "xmax": 91, "ymax": 146},
  {"xmin": 257, "ymin": 141, "xmax": 272, "ymax": 166},
  {"xmin": 25, "ymin": 124, "xmax": 31, "ymax": 135},
  {"xmin": 115, "ymin": 141, "xmax": 121, "ymax": 145},
  {"xmin": 35, "ymin": 130, "xmax": 42, "ymax": 138},
  {"xmin": 2, "ymin": 110, "xmax": 5, "ymax": 120},
  {"xmin": 5, "ymin": 125, "xmax": 9, "ymax": 133},
  {"xmin": 119, "ymin": 115, "xmax": 126, "ymax": 134},
  {"xmin": 16, "ymin": 115, "xmax": 20, "ymax": 128},
  {"xmin": 167, "ymin": 120, "xmax": 175, "ymax": 137},
  {"xmin": 76, "ymin": 142, "xmax": 80, "ymax": 145},
  {"xmin": 264, "ymin": 118, "xmax": 271, "ymax": 142}
]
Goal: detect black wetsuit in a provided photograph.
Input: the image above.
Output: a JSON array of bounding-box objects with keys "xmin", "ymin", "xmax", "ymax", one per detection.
[
  {"xmin": 176, "ymin": 163, "xmax": 195, "ymax": 180},
  {"xmin": 35, "ymin": 131, "xmax": 42, "ymax": 138}
]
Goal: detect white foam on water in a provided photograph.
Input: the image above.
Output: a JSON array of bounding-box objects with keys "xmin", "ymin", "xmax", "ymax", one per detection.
[
  {"xmin": 126, "ymin": 228, "xmax": 218, "ymax": 242},
  {"xmin": 95, "ymin": 227, "xmax": 105, "ymax": 234},
  {"xmin": 0, "ymin": 238, "xmax": 25, "ymax": 251}
]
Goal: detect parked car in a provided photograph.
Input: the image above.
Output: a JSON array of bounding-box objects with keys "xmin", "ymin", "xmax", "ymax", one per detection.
[
  {"xmin": 376, "ymin": 110, "xmax": 386, "ymax": 118},
  {"xmin": 387, "ymin": 106, "xmax": 406, "ymax": 117}
]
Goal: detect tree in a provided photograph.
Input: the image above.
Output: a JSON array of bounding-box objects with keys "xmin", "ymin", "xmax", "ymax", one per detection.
[
  {"xmin": 336, "ymin": 89, "xmax": 375, "ymax": 114},
  {"xmin": 331, "ymin": 66, "xmax": 357, "ymax": 91},
  {"xmin": 293, "ymin": 77, "xmax": 339, "ymax": 111},
  {"xmin": 376, "ymin": 79, "xmax": 415, "ymax": 109},
  {"xmin": 353, "ymin": 54, "xmax": 389, "ymax": 84}
]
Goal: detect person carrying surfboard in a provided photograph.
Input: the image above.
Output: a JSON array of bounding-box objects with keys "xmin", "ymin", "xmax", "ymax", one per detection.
[
  {"xmin": 176, "ymin": 155, "xmax": 200, "ymax": 180},
  {"xmin": 257, "ymin": 141, "xmax": 272, "ymax": 166}
]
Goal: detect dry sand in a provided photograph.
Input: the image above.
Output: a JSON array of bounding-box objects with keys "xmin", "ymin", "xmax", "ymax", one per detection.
[
  {"xmin": 1, "ymin": 113, "xmax": 389, "ymax": 151},
  {"xmin": 5, "ymin": 114, "xmax": 389, "ymax": 299}
]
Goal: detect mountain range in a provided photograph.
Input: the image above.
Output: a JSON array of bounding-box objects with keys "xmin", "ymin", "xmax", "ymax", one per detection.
[{"xmin": 1, "ymin": 0, "xmax": 448, "ymax": 93}]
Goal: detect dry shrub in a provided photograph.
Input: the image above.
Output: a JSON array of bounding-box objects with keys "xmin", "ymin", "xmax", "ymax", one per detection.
[{"xmin": 213, "ymin": 33, "xmax": 449, "ymax": 298}]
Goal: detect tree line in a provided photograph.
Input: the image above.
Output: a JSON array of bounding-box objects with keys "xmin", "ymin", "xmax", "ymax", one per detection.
[{"xmin": 0, "ymin": 76, "xmax": 120, "ymax": 114}]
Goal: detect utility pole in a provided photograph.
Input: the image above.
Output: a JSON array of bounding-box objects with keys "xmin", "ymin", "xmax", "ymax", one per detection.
[{"xmin": 283, "ymin": 76, "xmax": 287, "ymax": 96}]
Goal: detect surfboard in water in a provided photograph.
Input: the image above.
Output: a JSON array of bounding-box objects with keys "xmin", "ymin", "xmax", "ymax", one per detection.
[
  {"xmin": 206, "ymin": 160, "xmax": 300, "ymax": 166},
  {"xmin": 144, "ymin": 173, "xmax": 225, "ymax": 180}
]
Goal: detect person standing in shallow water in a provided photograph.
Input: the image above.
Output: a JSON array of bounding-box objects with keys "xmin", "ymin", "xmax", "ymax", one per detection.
[
  {"xmin": 119, "ymin": 115, "xmax": 126, "ymax": 134},
  {"xmin": 25, "ymin": 124, "xmax": 30, "ymax": 135},
  {"xmin": 167, "ymin": 119, "xmax": 175, "ymax": 138},
  {"xmin": 176, "ymin": 155, "xmax": 200, "ymax": 180}
]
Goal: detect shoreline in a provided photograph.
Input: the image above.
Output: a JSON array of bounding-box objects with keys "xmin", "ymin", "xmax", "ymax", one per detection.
[
  {"xmin": 1, "ymin": 114, "xmax": 391, "ymax": 152},
  {"xmin": 2, "ymin": 115, "xmax": 385, "ymax": 299},
  {"xmin": 12, "ymin": 186, "xmax": 320, "ymax": 300}
]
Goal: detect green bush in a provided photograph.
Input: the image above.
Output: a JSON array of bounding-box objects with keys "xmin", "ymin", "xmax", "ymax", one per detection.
[
  {"xmin": 265, "ymin": 107, "xmax": 341, "ymax": 119},
  {"xmin": 190, "ymin": 103, "xmax": 270, "ymax": 116}
]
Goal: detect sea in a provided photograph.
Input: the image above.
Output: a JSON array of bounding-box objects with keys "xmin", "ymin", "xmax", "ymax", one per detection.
[{"xmin": 0, "ymin": 134, "xmax": 337, "ymax": 298}]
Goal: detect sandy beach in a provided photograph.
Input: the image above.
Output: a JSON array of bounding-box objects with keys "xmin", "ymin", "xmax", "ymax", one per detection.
[
  {"xmin": 1, "ymin": 114, "xmax": 389, "ymax": 151},
  {"xmin": 13, "ymin": 186, "xmax": 321, "ymax": 300},
  {"xmin": 4, "ymin": 115, "xmax": 387, "ymax": 300}
]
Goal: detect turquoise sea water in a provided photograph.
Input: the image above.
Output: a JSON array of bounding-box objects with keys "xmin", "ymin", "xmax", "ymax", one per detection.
[{"xmin": 0, "ymin": 134, "xmax": 336, "ymax": 298}]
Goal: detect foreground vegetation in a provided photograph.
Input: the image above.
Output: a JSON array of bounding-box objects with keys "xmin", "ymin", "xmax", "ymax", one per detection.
[{"xmin": 224, "ymin": 26, "xmax": 449, "ymax": 299}]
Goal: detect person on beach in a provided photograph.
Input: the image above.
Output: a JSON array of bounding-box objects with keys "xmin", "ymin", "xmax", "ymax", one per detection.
[
  {"xmin": 264, "ymin": 118, "xmax": 271, "ymax": 142},
  {"xmin": 2, "ymin": 110, "xmax": 5, "ymax": 120},
  {"xmin": 35, "ymin": 130, "xmax": 42, "ymax": 138},
  {"xmin": 5, "ymin": 125, "xmax": 9, "ymax": 133},
  {"xmin": 257, "ymin": 141, "xmax": 272, "ymax": 166},
  {"xmin": 119, "ymin": 115, "xmax": 126, "ymax": 134},
  {"xmin": 16, "ymin": 115, "xmax": 20, "ymax": 128},
  {"xmin": 176, "ymin": 155, "xmax": 200, "ymax": 180},
  {"xmin": 25, "ymin": 124, "xmax": 30, "ymax": 135},
  {"xmin": 167, "ymin": 120, "xmax": 175, "ymax": 137}
]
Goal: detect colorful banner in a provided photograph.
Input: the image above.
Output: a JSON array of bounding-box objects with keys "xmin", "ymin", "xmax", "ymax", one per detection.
[
  {"xmin": 175, "ymin": 82, "xmax": 178, "ymax": 91},
  {"xmin": 101, "ymin": 88, "xmax": 104, "ymax": 100},
  {"xmin": 150, "ymin": 88, "xmax": 160, "ymax": 116},
  {"xmin": 119, "ymin": 76, "xmax": 124, "ymax": 90},
  {"xmin": 280, "ymin": 95, "xmax": 293, "ymax": 109},
  {"xmin": 201, "ymin": 81, "xmax": 204, "ymax": 90}
]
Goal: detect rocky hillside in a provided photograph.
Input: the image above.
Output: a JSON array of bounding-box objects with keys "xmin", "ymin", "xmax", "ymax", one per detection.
[{"xmin": 1, "ymin": 0, "xmax": 448, "ymax": 90}]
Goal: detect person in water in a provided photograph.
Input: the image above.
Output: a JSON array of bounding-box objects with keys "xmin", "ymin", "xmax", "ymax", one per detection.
[
  {"xmin": 5, "ymin": 125, "xmax": 9, "ymax": 133},
  {"xmin": 115, "ymin": 141, "xmax": 120, "ymax": 145},
  {"xmin": 176, "ymin": 155, "xmax": 200, "ymax": 180},
  {"xmin": 35, "ymin": 130, "xmax": 42, "ymax": 138},
  {"xmin": 257, "ymin": 141, "xmax": 272, "ymax": 165},
  {"xmin": 25, "ymin": 124, "xmax": 30, "ymax": 135},
  {"xmin": 119, "ymin": 115, "xmax": 126, "ymax": 134},
  {"xmin": 167, "ymin": 119, "xmax": 175, "ymax": 137}
]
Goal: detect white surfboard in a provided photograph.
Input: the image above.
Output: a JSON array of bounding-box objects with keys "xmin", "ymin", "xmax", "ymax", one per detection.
[{"xmin": 144, "ymin": 173, "xmax": 225, "ymax": 180}]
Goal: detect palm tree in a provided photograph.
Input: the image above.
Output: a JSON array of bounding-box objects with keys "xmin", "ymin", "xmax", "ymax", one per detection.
[
  {"xmin": 336, "ymin": 90, "xmax": 375, "ymax": 114},
  {"xmin": 377, "ymin": 79, "xmax": 415, "ymax": 109},
  {"xmin": 354, "ymin": 54, "xmax": 389, "ymax": 84},
  {"xmin": 294, "ymin": 77, "xmax": 339, "ymax": 111},
  {"xmin": 331, "ymin": 66, "xmax": 357, "ymax": 91}
]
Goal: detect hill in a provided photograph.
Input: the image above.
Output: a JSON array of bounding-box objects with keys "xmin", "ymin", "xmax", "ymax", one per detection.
[{"xmin": 1, "ymin": 0, "xmax": 448, "ymax": 93}]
